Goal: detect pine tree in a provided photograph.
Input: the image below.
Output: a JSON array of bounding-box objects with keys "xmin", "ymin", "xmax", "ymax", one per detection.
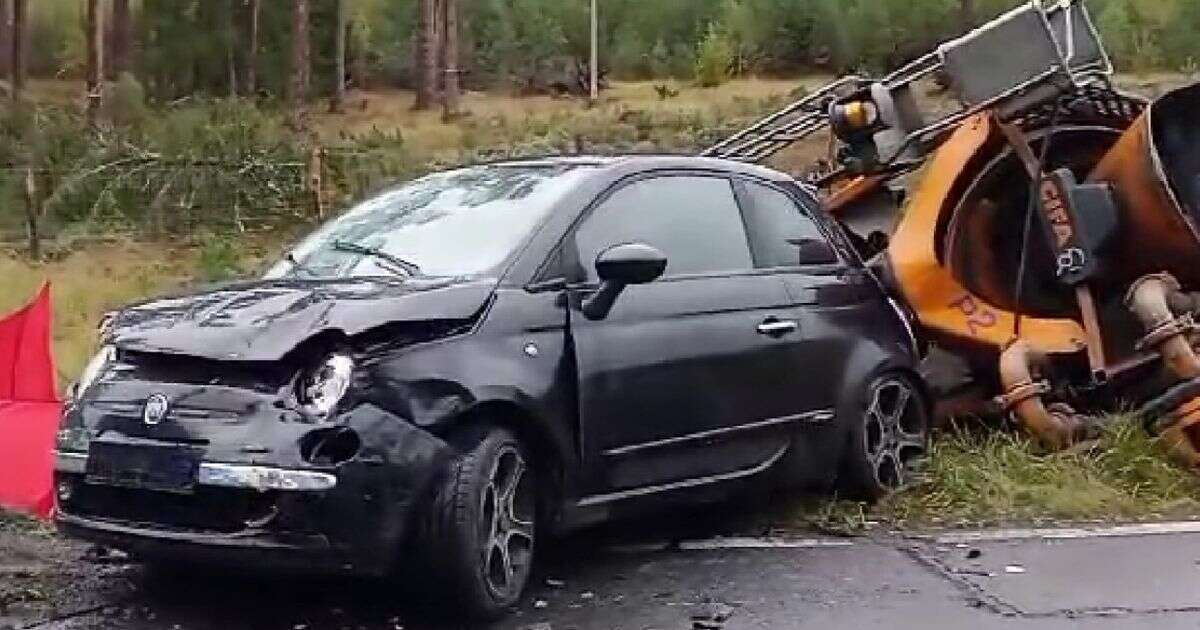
[
  {"xmin": 289, "ymin": 0, "xmax": 310, "ymax": 125},
  {"xmin": 111, "ymin": 0, "xmax": 132, "ymax": 78},
  {"xmin": 0, "ymin": 0, "xmax": 10, "ymax": 80},
  {"xmin": 85, "ymin": 0, "xmax": 104, "ymax": 124},
  {"xmin": 9, "ymin": 0, "xmax": 23, "ymax": 100},
  {"xmin": 415, "ymin": 0, "xmax": 438, "ymax": 109},
  {"xmin": 244, "ymin": 0, "xmax": 260, "ymax": 95},
  {"xmin": 330, "ymin": 0, "xmax": 346, "ymax": 112},
  {"xmin": 441, "ymin": 0, "xmax": 460, "ymax": 118}
]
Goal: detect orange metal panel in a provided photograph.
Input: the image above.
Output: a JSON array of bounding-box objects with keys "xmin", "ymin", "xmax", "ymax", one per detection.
[
  {"xmin": 887, "ymin": 114, "xmax": 1087, "ymax": 354},
  {"xmin": 1088, "ymin": 105, "xmax": 1200, "ymax": 288}
]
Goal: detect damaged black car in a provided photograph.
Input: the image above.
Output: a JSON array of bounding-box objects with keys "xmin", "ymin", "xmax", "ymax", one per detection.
[{"xmin": 54, "ymin": 156, "xmax": 929, "ymax": 619}]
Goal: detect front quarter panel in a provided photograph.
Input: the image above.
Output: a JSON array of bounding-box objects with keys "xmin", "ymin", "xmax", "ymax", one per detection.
[{"xmin": 358, "ymin": 288, "xmax": 575, "ymax": 469}]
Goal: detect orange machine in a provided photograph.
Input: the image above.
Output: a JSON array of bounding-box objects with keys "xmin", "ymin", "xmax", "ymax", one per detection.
[{"xmin": 706, "ymin": 0, "xmax": 1200, "ymax": 462}]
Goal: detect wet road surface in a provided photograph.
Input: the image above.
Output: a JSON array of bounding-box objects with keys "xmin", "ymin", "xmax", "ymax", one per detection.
[{"xmin": 9, "ymin": 519, "xmax": 1200, "ymax": 630}]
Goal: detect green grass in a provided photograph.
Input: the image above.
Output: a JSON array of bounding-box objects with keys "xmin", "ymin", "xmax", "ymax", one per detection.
[
  {"xmin": 0, "ymin": 241, "xmax": 200, "ymax": 385},
  {"xmin": 784, "ymin": 416, "xmax": 1200, "ymax": 534},
  {"xmin": 0, "ymin": 509, "xmax": 50, "ymax": 535}
]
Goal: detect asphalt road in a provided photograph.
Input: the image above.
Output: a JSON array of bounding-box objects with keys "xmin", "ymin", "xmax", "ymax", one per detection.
[{"xmin": 9, "ymin": 516, "xmax": 1200, "ymax": 630}]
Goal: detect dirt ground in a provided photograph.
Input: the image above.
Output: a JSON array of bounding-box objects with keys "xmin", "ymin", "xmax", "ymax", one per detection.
[{"xmin": 0, "ymin": 520, "xmax": 129, "ymax": 630}]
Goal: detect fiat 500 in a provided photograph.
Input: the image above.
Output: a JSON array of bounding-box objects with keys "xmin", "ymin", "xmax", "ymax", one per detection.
[{"xmin": 54, "ymin": 156, "xmax": 929, "ymax": 619}]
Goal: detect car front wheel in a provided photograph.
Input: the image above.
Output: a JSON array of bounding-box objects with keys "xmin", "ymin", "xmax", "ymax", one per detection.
[
  {"xmin": 837, "ymin": 372, "xmax": 929, "ymax": 500},
  {"xmin": 429, "ymin": 425, "xmax": 536, "ymax": 620}
]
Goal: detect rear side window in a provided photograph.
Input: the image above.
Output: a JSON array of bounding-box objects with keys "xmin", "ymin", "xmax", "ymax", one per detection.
[
  {"xmin": 575, "ymin": 175, "xmax": 753, "ymax": 280},
  {"xmin": 740, "ymin": 181, "xmax": 828, "ymax": 268}
]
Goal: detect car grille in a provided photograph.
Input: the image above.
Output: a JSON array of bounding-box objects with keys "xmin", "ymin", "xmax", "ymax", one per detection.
[{"xmin": 64, "ymin": 483, "xmax": 281, "ymax": 534}]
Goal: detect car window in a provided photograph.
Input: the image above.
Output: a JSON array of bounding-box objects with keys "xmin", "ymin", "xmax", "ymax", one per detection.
[
  {"xmin": 265, "ymin": 164, "xmax": 592, "ymax": 280},
  {"xmin": 740, "ymin": 181, "xmax": 829, "ymax": 268},
  {"xmin": 574, "ymin": 175, "xmax": 753, "ymax": 280}
]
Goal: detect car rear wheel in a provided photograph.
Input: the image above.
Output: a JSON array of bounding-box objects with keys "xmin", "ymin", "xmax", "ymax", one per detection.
[
  {"xmin": 429, "ymin": 425, "xmax": 536, "ymax": 620},
  {"xmin": 837, "ymin": 372, "xmax": 929, "ymax": 500}
]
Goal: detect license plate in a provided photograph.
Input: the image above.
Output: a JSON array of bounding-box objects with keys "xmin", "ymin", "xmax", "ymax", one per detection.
[{"xmin": 85, "ymin": 441, "xmax": 202, "ymax": 494}]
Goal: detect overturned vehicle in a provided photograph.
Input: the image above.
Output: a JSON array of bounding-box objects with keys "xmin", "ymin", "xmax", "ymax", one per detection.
[
  {"xmin": 54, "ymin": 156, "xmax": 928, "ymax": 618},
  {"xmin": 705, "ymin": 0, "xmax": 1200, "ymax": 463}
]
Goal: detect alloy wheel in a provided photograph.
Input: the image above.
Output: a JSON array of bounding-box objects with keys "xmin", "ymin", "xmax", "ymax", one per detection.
[
  {"xmin": 478, "ymin": 445, "xmax": 535, "ymax": 600},
  {"xmin": 862, "ymin": 376, "xmax": 927, "ymax": 489}
]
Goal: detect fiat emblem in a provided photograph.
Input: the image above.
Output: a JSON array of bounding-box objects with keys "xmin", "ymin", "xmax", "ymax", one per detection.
[{"xmin": 143, "ymin": 394, "xmax": 170, "ymax": 426}]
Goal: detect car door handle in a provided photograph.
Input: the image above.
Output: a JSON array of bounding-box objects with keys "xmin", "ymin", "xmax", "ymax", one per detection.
[{"xmin": 756, "ymin": 318, "xmax": 799, "ymax": 337}]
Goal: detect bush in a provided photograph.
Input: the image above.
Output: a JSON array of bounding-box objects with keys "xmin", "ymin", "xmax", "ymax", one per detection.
[
  {"xmin": 196, "ymin": 232, "xmax": 242, "ymax": 282},
  {"xmin": 694, "ymin": 24, "xmax": 734, "ymax": 88},
  {"xmin": 107, "ymin": 73, "xmax": 149, "ymax": 128}
]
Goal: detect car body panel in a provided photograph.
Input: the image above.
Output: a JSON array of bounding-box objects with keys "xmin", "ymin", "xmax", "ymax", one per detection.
[
  {"xmin": 568, "ymin": 273, "xmax": 810, "ymax": 492},
  {"xmin": 110, "ymin": 277, "xmax": 498, "ymax": 361},
  {"xmin": 55, "ymin": 155, "xmax": 923, "ymax": 573}
]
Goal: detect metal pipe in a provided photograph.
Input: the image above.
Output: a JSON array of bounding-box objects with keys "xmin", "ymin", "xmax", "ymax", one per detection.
[
  {"xmin": 996, "ymin": 339, "xmax": 1088, "ymax": 449},
  {"xmin": 1125, "ymin": 273, "xmax": 1200, "ymax": 381}
]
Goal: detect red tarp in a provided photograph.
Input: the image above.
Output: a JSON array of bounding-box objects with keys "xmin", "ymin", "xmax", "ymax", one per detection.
[{"xmin": 0, "ymin": 284, "xmax": 61, "ymax": 520}]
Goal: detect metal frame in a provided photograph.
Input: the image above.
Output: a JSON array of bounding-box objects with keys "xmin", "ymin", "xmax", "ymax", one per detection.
[
  {"xmin": 703, "ymin": 0, "xmax": 1113, "ymax": 167},
  {"xmin": 702, "ymin": 76, "xmax": 868, "ymax": 164}
]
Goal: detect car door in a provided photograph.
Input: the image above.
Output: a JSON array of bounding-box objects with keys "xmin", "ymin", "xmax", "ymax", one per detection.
[
  {"xmin": 564, "ymin": 172, "xmax": 801, "ymax": 498},
  {"xmin": 734, "ymin": 178, "xmax": 882, "ymax": 418}
]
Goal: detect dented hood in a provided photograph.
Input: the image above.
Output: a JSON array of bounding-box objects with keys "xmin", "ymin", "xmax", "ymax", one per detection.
[{"xmin": 109, "ymin": 276, "xmax": 497, "ymax": 361}]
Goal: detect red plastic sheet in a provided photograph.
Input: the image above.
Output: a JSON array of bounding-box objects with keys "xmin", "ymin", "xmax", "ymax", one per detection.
[{"xmin": 0, "ymin": 284, "xmax": 61, "ymax": 520}]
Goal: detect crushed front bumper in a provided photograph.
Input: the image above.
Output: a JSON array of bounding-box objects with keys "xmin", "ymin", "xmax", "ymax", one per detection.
[{"xmin": 54, "ymin": 404, "xmax": 452, "ymax": 576}]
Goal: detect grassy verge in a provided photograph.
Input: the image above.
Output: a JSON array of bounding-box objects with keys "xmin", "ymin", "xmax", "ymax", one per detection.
[
  {"xmin": 0, "ymin": 509, "xmax": 51, "ymax": 535},
  {"xmin": 0, "ymin": 241, "xmax": 198, "ymax": 384},
  {"xmin": 785, "ymin": 417, "xmax": 1200, "ymax": 535}
]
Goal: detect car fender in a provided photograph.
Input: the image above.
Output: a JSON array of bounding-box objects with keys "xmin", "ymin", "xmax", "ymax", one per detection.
[{"xmin": 358, "ymin": 338, "xmax": 577, "ymax": 472}]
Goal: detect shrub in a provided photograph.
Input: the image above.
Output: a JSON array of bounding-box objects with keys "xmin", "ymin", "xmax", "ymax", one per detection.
[
  {"xmin": 196, "ymin": 232, "xmax": 241, "ymax": 282},
  {"xmin": 694, "ymin": 24, "xmax": 734, "ymax": 88},
  {"xmin": 107, "ymin": 73, "xmax": 149, "ymax": 129}
]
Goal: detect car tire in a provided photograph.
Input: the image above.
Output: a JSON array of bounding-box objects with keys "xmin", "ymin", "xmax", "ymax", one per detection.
[
  {"xmin": 428, "ymin": 425, "xmax": 536, "ymax": 621},
  {"xmin": 837, "ymin": 371, "xmax": 929, "ymax": 501}
]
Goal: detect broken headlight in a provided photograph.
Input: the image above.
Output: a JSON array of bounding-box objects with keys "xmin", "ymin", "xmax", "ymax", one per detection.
[
  {"xmin": 72, "ymin": 345, "xmax": 116, "ymax": 401},
  {"xmin": 299, "ymin": 353, "xmax": 354, "ymax": 421}
]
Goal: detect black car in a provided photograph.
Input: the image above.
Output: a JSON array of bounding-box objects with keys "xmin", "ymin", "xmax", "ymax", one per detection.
[{"xmin": 54, "ymin": 156, "xmax": 929, "ymax": 619}]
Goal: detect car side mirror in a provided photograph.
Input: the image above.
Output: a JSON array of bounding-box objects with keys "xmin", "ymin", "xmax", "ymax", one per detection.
[
  {"xmin": 583, "ymin": 243, "xmax": 667, "ymax": 320},
  {"xmin": 788, "ymin": 237, "xmax": 839, "ymax": 266}
]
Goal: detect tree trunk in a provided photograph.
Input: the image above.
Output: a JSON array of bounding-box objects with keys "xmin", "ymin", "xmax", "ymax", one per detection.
[
  {"xmin": 110, "ymin": 0, "xmax": 131, "ymax": 78},
  {"xmin": 225, "ymin": 0, "xmax": 237, "ymax": 97},
  {"xmin": 432, "ymin": 0, "xmax": 444, "ymax": 93},
  {"xmin": 243, "ymin": 0, "xmax": 259, "ymax": 96},
  {"xmin": 23, "ymin": 169, "xmax": 39, "ymax": 261},
  {"xmin": 288, "ymin": 0, "xmax": 310, "ymax": 126},
  {"xmin": 10, "ymin": 0, "xmax": 23, "ymax": 100},
  {"xmin": 414, "ymin": 0, "xmax": 437, "ymax": 110},
  {"xmin": 441, "ymin": 0, "xmax": 460, "ymax": 120},
  {"xmin": 329, "ymin": 0, "xmax": 346, "ymax": 113},
  {"xmin": 0, "ymin": 0, "xmax": 10, "ymax": 80},
  {"xmin": 86, "ymin": 0, "xmax": 104, "ymax": 125},
  {"xmin": 349, "ymin": 19, "xmax": 366, "ymax": 91}
]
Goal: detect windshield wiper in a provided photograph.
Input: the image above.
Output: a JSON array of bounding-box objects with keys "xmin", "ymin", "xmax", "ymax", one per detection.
[{"xmin": 331, "ymin": 240, "xmax": 422, "ymax": 277}]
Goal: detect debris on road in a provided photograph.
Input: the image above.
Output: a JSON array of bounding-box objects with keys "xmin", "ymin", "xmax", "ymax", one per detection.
[{"xmin": 691, "ymin": 601, "xmax": 735, "ymax": 630}]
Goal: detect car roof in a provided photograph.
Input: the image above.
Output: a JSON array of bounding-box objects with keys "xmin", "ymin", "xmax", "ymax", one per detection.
[{"xmin": 484, "ymin": 154, "xmax": 797, "ymax": 185}]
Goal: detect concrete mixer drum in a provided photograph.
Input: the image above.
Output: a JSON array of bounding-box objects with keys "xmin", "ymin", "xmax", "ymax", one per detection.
[{"xmin": 704, "ymin": 0, "xmax": 1200, "ymax": 465}]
